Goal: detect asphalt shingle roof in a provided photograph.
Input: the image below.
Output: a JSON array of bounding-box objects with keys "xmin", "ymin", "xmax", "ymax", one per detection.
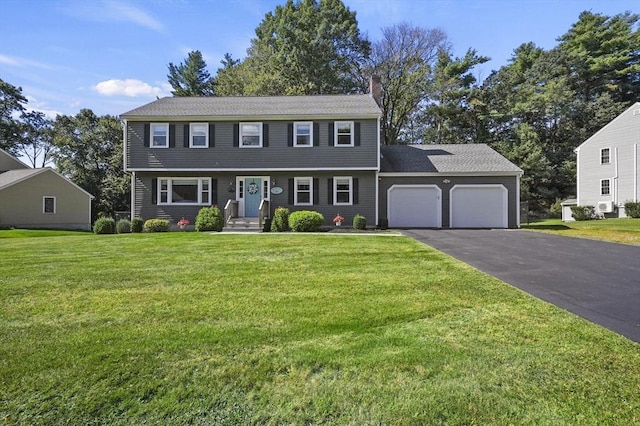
[
  {"xmin": 121, "ymin": 95, "xmax": 381, "ymax": 119},
  {"xmin": 380, "ymin": 144, "xmax": 523, "ymax": 174}
]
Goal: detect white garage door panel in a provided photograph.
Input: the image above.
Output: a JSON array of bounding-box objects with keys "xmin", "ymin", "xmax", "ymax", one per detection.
[
  {"xmin": 451, "ymin": 185, "xmax": 508, "ymax": 228},
  {"xmin": 388, "ymin": 185, "xmax": 441, "ymax": 227}
]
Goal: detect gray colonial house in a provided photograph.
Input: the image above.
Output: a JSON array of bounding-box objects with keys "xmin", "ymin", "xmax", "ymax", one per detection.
[
  {"xmin": 0, "ymin": 149, "xmax": 93, "ymax": 230},
  {"xmin": 121, "ymin": 93, "xmax": 522, "ymax": 229},
  {"xmin": 565, "ymin": 102, "xmax": 640, "ymax": 220}
]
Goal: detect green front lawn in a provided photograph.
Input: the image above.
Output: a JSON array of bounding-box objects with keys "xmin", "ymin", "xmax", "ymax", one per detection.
[
  {"xmin": 1, "ymin": 232, "xmax": 638, "ymax": 424},
  {"xmin": 522, "ymin": 218, "xmax": 640, "ymax": 245}
]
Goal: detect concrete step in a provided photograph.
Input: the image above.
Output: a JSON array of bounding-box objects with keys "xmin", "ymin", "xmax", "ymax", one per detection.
[{"xmin": 224, "ymin": 217, "xmax": 262, "ymax": 232}]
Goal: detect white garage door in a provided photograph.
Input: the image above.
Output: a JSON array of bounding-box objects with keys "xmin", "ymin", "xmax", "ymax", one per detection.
[
  {"xmin": 450, "ymin": 184, "xmax": 508, "ymax": 228},
  {"xmin": 388, "ymin": 185, "xmax": 441, "ymax": 228}
]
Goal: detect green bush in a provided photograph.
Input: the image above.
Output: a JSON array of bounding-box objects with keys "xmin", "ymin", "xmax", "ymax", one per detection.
[
  {"xmin": 571, "ymin": 205, "xmax": 596, "ymax": 221},
  {"xmin": 271, "ymin": 207, "xmax": 290, "ymax": 232},
  {"xmin": 116, "ymin": 219, "xmax": 131, "ymax": 234},
  {"xmin": 289, "ymin": 210, "xmax": 324, "ymax": 232},
  {"xmin": 93, "ymin": 217, "xmax": 116, "ymax": 234},
  {"xmin": 549, "ymin": 199, "xmax": 563, "ymax": 218},
  {"xmin": 353, "ymin": 214, "xmax": 366, "ymax": 230},
  {"xmin": 624, "ymin": 201, "xmax": 640, "ymax": 218},
  {"xmin": 195, "ymin": 206, "xmax": 224, "ymax": 232},
  {"xmin": 144, "ymin": 219, "xmax": 170, "ymax": 232},
  {"xmin": 131, "ymin": 217, "xmax": 144, "ymax": 233}
]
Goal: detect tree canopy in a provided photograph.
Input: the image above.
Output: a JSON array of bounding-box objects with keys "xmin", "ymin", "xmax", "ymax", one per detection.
[{"xmin": 167, "ymin": 50, "xmax": 215, "ymax": 96}]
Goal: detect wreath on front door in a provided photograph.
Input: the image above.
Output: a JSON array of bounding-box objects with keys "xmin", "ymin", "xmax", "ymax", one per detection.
[{"xmin": 247, "ymin": 182, "xmax": 259, "ymax": 195}]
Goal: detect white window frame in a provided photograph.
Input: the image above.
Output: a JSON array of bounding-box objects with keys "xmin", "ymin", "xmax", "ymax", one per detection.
[
  {"xmin": 334, "ymin": 121, "xmax": 354, "ymax": 147},
  {"xmin": 294, "ymin": 177, "xmax": 313, "ymax": 206},
  {"xmin": 600, "ymin": 147, "xmax": 610, "ymax": 164},
  {"xmin": 158, "ymin": 177, "xmax": 211, "ymax": 205},
  {"xmin": 239, "ymin": 122, "xmax": 263, "ymax": 148},
  {"xmin": 151, "ymin": 123, "xmax": 169, "ymax": 148},
  {"xmin": 190, "ymin": 123, "xmax": 209, "ymax": 148},
  {"xmin": 294, "ymin": 122, "xmax": 313, "ymax": 147},
  {"xmin": 43, "ymin": 196, "xmax": 56, "ymax": 214},
  {"xmin": 333, "ymin": 176, "xmax": 353, "ymax": 205},
  {"xmin": 600, "ymin": 178, "xmax": 611, "ymax": 196}
]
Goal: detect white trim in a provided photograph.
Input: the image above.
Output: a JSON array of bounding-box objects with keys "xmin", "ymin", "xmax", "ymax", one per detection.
[
  {"xmin": 450, "ymin": 184, "xmax": 508, "ymax": 229},
  {"xmin": 239, "ymin": 122, "xmax": 263, "ymax": 148},
  {"xmin": 387, "ymin": 184, "xmax": 442, "ymax": 228},
  {"xmin": 157, "ymin": 177, "xmax": 212, "ymax": 205},
  {"xmin": 293, "ymin": 122, "xmax": 313, "ymax": 147},
  {"xmin": 333, "ymin": 176, "xmax": 353, "ymax": 205},
  {"xmin": 150, "ymin": 123, "xmax": 169, "ymax": 148},
  {"xmin": 600, "ymin": 178, "xmax": 611, "ymax": 196},
  {"xmin": 236, "ymin": 176, "xmax": 271, "ymax": 217},
  {"xmin": 43, "ymin": 196, "xmax": 56, "ymax": 214},
  {"xmin": 189, "ymin": 122, "xmax": 209, "ymax": 148},
  {"xmin": 0, "ymin": 168, "xmax": 94, "ymax": 198},
  {"xmin": 516, "ymin": 174, "xmax": 521, "ymax": 228},
  {"xmin": 123, "ymin": 119, "xmax": 128, "ymax": 174},
  {"xmin": 126, "ymin": 167, "xmax": 378, "ymax": 172},
  {"xmin": 600, "ymin": 147, "xmax": 611, "ymax": 164},
  {"xmin": 334, "ymin": 121, "xmax": 354, "ymax": 147},
  {"xmin": 293, "ymin": 177, "xmax": 313, "ymax": 206},
  {"xmin": 130, "ymin": 172, "xmax": 136, "ymax": 220},
  {"xmin": 575, "ymin": 102, "xmax": 640, "ymax": 151},
  {"xmin": 378, "ymin": 171, "xmax": 523, "ymax": 177},
  {"xmin": 122, "ymin": 113, "xmax": 381, "ymax": 122}
]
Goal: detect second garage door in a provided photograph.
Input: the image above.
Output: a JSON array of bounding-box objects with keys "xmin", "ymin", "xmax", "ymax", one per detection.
[
  {"xmin": 450, "ymin": 184, "xmax": 508, "ymax": 228},
  {"xmin": 388, "ymin": 185, "xmax": 441, "ymax": 228}
]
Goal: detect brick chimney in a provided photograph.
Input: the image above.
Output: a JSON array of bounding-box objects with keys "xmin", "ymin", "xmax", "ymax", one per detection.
[{"xmin": 369, "ymin": 75, "xmax": 382, "ymax": 107}]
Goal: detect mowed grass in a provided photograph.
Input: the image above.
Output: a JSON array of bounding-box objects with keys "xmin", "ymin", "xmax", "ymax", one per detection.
[
  {"xmin": 522, "ymin": 217, "xmax": 640, "ymax": 245},
  {"xmin": 1, "ymin": 232, "xmax": 638, "ymax": 425}
]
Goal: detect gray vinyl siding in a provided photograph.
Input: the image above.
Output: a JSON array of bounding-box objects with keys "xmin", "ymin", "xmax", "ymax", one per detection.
[
  {"xmin": 134, "ymin": 171, "xmax": 377, "ymax": 227},
  {"xmin": 126, "ymin": 120, "xmax": 378, "ymax": 170},
  {"xmin": 576, "ymin": 104, "xmax": 640, "ymax": 217},
  {"xmin": 378, "ymin": 175, "xmax": 519, "ymax": 228}
]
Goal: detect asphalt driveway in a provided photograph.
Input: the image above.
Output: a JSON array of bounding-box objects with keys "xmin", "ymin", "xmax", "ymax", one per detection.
[{"xmin": 403, "ymin": 229, "xmax": 640, "ymax": 343}]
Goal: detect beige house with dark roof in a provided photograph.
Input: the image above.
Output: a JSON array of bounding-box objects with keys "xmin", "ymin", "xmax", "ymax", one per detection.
[{"xmin": 0, "ymin": 149, "xmax": 93, "ymax": 230}]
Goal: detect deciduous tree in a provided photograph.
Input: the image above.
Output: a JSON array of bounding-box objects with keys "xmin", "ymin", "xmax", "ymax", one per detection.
[{"xmin": 0, "ymin": 79, "xmax": 27, "ymax": 154}]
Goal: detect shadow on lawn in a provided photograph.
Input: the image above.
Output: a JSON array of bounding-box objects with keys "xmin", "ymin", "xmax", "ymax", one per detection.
[{"xmin": 522, "ymin": 224, "xmax": 572, "ymax": 230}]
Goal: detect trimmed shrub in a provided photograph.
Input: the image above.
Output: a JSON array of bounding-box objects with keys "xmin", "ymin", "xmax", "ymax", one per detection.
[
  {"xmin": 131, "ymin": 217, "xmax": 144, "ymax": 233},
  {"xmin": 571, "ymin": 205, "xmax": 596, "ymax": 221},
  {"xmin": 289, "ymin": 210, "xmax": 324, "ymax": 232},
  {"xmin": 549, "ymin": 199, "xmax": 562, "ymax": 218},
  {"xmin": 116, "ymin": 219, "xmax": 132, "ymax": 234},
  {"xmin": 144, "ymin": 219, "xmax": 170, "ymax": 232},
  {"xmin": 624, "ymin": 201, "xmax": 640, "ymax": 218},
  {"xmin": 195, "ymin": 206, "xmax": 224, "ymax": 232},
  {"xmin": 93, "ymin": 217, "xmax": 116, "ymax": 234},
  {"xmin": 271, "ymin": 207, "xmax": 290, "ymax": 232},
  {"xmin": 353, "ymin": 214, "xmax": 366, "ymax": 230}
]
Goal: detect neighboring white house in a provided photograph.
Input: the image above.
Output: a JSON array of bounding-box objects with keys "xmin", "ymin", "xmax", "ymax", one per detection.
[{"xmin": 569, "ymin": 102, "xmax": 640, "ymax": 220}]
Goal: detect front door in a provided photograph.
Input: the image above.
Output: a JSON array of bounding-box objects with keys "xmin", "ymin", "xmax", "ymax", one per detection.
[{"xmin": 244, "ymin": 177, "xmax": 262, "ymax": 217}]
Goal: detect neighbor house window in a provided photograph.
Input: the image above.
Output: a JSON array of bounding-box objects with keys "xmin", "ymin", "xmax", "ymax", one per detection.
[
  {"xmin": 151, "ymin": 123, "xmax": 169, "ymax": 148},
  {"xmin": 294, "ymin": 177, "xmax": 313, "ymax": 205},
  {"xmin": 334, "ymin": 121, "xmax": 354, "ymax": 146},
  {"xmin": 294, "ymin": 122, "xmax": 312, "ymax": 147},
  {"xmin": 600, "ymin": 179, "xmax": 611, "ymax": 196},
  {"xmin": 43, "ymin": 196, "xmax": 56, "ymax": 214},
  {"xmin": 600, "ymin": 148, "xmax": 610, "ymax": 164},
  {"xmin": 334, "ymin": 176, "xmax": 353, "ymax": 205},
  {"xmin": 240, "ymin": 122, "xmax": 262, "ymax": 147},
  {"xmin": 190, "ymin": 123, "xmax": 208, "ymax": 148},
  {"xmin": 158, "ymin": 178, "xmax": 211, "ymax": 205}
]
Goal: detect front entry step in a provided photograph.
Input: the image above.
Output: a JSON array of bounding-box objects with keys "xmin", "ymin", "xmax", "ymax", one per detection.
[{"xmin": 224, "ymin": 217, "xmax": 262, "ymax": 232}]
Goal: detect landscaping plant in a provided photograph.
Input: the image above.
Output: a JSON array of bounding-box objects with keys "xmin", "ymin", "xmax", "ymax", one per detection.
[
  {"xmin": 353, "ymin": 214, "xmax": 366, "ymax": 230},
  {"xmin": 131, "ymin": 217, "xmax": 144, "ymax": 233},
  {"xmin": 116, "ymin": 219, "xmax": 131, "ymax": 234},
  {"xmin": 195, "ymin": 206, "xmax": 224, "ymax": 232},
  {"xmin": 288, "ymin": 210, "xmax": 324, "ymax": 232},
  {"xmin": 271, "ymin": 207, "xmax": 290, "ymax": 232},
  {"xmin": 143, "ymin": 219, "xmax": 170, "ymax": 232},
  {"xmin": 93, "ymin": 217, "xmax": 116, "ymax": 234}
]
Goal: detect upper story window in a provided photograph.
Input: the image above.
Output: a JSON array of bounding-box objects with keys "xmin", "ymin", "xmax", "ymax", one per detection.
[
  {"xmin": 335, "ymin": 121, "xmax": 354, "ymax": 147},
  {"xmin": 158, "ymin": 178, "xmax": 211, "ymax": 205},
  {"xmin": 294, "ymin": 177, "xmax": 313, "ymax": 205},
  {"xmin": 294, "ymin": 122, "xmax": 313, "ymax": 147},
  {"xmin": 190, "ymin": 123, "xmax": 208, "ymax": 148},
  {"xmin": 240, "ymin": 122, "xmax": 262, "ymax": 148},
  {"xmin": 334, "ymin": 176, "xmax": 353, "ymax": 205},
  {"xmin": 151, "ymin": 123, "xmax": 169, "ymax": 148},
  {"xmin": 600, "ymin": 179, "xmax": 611, "ymax": 196},
  {"xmin": 43, "ymin": 196, "xmax": 56, "ymax": 214},
  {"xmin": 600, "ymin": 148, "xmax": 610, "ymax": 164}
]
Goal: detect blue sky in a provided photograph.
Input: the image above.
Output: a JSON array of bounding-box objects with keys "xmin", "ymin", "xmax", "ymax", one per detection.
[{"xmin": 1, "ymin": 0, "xmax": 637, "ymax": 118}]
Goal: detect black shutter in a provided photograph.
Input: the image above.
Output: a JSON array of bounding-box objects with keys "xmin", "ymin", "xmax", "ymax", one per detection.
[
  {"xmin": 287, "ymin": 123, "xmax": 293, "ymax": 146},
  {"xmin": 183, "ymin": 124, "xmax": 189, "ymax": 148},
  {"xmin": 288, "ymin": 178, "xmax": 294, "ymax": 205},
  {"xmin": 211, "ymin": 178, "xmax": 218, "ymax": 206},
  {"xmin": 263, "ymin": 123, "xmax": 269, "ymax": 147},
  {"xmin": 169, "ymin": 124, "xmax": 176, "ymax": 148},
  {"xmin": 151, "ymin": 178, "xmax": 157, "ymax": 204},
  {"xmin": 354, "ymin": 122, "xmax": 361, "ymax": 146},
  {"xmin": 328, "ymin": 122, "xmax": 334, "ymax": 146},
  {"xmin": 313, "ymin": 123, "xmax": 319, "ymax": 146},
  {"xmin": 353, "ymin": 178, "xmax": 359, "ymax": 204},
  {"xmin": 233, "ymin": 124, "xmax": 239, "ymax": 147},
  {"xmin": 327, "ymin": 178, "xmax": 333, "ymax": 204},
  {"xmin": 313, "ymin": 178, "xmax": 319, "ymax": 205},
  {"xmin": 209, "ymin": 123, "xmax": 215, "ymax": 147},
  {"xmin": 144, "ymin": 124, "xmax": 150, "ymax": 147}
]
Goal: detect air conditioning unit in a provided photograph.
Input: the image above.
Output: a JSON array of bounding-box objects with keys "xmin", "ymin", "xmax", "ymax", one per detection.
[{"xmin": 597, "ymin": 201, "xmax": 614, "ymax": 213}]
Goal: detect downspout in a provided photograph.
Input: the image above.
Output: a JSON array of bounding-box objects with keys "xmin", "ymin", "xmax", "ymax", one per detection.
[
  {"xmin": 635, "ymin": 143, "xmax": 638, "ymax": 202},
  {"xmin": 516, "ymin": 173, "xmax": 521, "ymax": 228},
  {"xmin": 375, "ymin": 114, "xmax": 381, "ymax": 227},
  {"xmin": 575, "ymin": 147, "xmax": 580, "ymax": 206},
  {"xmin": 614, "ymin": 146, "xmax": 618, "ymax": 206}
]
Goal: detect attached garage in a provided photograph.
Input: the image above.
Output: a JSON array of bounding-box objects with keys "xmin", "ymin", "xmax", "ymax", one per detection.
[
  {"xmin": 450, "ymin": 184, "xmax": 508, "ymax": 228},
  {"xmin": 387, "ymin": 185, "xmax": 441, "ymax": 228}
]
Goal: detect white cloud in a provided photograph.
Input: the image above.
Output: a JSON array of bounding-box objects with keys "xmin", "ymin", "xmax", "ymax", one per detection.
[
  {"xmin": 93, "ymin": 79, "xmax": 167, "ymax": 97},
  {"xmin": 105, "ymin": 0, "xmax": 163, "ymax": 31},
  {"xmin": 62, "ymin": 0, "xmax": 163, "ymax": 32},
  {"xmin": 0, "ymin": 53, "xmax": 55, "ymax": 70}
]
